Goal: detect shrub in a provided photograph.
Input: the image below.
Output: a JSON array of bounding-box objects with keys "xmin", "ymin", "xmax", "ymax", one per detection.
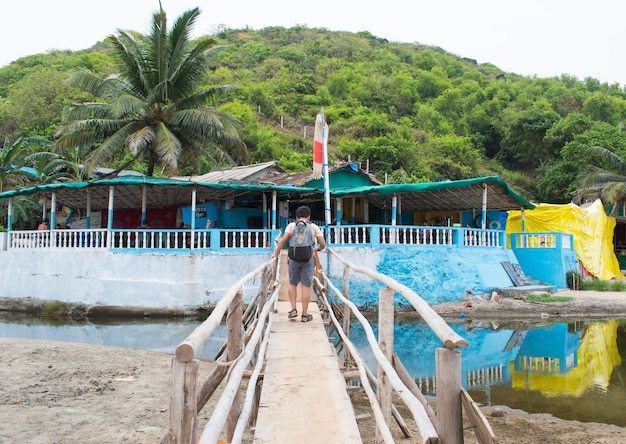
[{"xmin": 566, "ymin": 271, "xmax": 582, "ymax": 290}]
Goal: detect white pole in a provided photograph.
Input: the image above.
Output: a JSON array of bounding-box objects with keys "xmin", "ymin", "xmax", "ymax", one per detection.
[
  {"xmin": 191, "ymin": 187, "xmax": 197, "ymax": 231},
  {"xmin": 322, "ymin": 109, "xmax": 331, "ymax": 227},
  {"xmin": 482, "ymin": 183, "xmax": 487, "ymax": 230},
  {"xmin": 141, "ymin": 185, "xmax": 148, "ymax": 224},
  {"xmin": 271, "ymin": 191, "xmax": 277, "ymax": 229}
]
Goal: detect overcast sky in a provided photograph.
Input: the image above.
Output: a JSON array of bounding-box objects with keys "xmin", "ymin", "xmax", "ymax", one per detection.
[{"xmin": 2, "ymin": 0, "xmax": 624, "ymax": 85}]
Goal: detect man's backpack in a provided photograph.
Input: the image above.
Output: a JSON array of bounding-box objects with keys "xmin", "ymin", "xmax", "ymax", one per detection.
[{"xmin": 288, "ymin": 221, "xmax": 315, "ymax": 261}]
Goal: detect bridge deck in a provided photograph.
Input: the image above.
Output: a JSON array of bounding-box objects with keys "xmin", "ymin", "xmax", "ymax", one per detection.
[{"xmin": 253, "ymin": 298, "xmax": 362, "ymax": 443}]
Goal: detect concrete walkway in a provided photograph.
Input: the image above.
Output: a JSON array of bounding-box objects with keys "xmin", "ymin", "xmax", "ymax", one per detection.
[{"xmin": 252, "ymin": 298, "xmax": 362, "ymax": 443}]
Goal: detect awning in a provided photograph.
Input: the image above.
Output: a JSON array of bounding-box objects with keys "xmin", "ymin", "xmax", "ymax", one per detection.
[
  {"xmin": 330, "ymin": 176, "xmax": 535, "ymax": 212},
  {"xmin": 0, "ymin": 176, "xmax": 317, "ymax": 210}
]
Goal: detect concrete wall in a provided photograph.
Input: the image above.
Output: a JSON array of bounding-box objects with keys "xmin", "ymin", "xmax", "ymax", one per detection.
[
  {"xmin": 0, "ymin": 249, "xmax": 269, "ymax": 308},
  {"xmin": 0, "ymin": 244, "xmax": 519, "ymax": 309}
]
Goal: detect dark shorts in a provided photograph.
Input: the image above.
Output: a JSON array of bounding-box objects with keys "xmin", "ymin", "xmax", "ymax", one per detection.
[{"xmin": 288, "ymin": 255, "xmax": 315, "ymax": 287}]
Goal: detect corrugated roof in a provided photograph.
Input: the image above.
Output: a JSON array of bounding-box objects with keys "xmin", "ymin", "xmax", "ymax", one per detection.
[
  {"xmin": 171, "ymin": 161, "xmax": 285, "ymax": 184},
  {"xmin": 257, "ymin": 163, "xmax": 383, "ymax": 187}
]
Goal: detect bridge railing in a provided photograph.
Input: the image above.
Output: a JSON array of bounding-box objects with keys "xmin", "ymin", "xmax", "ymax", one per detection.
[
  {"xmin": 320, "ymin": 250, "xmax": 496, "ymax": 444},
  {"xmin": 161, "ymin": 258, "xmax": 278, "ymax": 444},
  {"xmin": 161, "ymin": 247, "xmax": 496, "ymax": 443}
]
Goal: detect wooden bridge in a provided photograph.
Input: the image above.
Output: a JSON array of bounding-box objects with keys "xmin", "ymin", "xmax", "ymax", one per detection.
[
  {"xmin": 253, "ymin": 300, "xmax": 361, "ymax": 443},
  {"xmin": 160, "ymin": 251, "xmax": 498, "ymax": 444}
]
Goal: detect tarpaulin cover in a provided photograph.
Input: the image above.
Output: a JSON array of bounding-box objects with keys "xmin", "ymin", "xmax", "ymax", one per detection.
[{"xmin": 507, "ymin": 200, "xmax": 622, "ymax": 280}]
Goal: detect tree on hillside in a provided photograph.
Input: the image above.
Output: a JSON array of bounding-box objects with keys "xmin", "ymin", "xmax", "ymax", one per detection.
[
  {"xmin": 577, "ymin": 146, "xmax": 626, "ymax": 214},
  {"xmin": 0, "ymin": 136, "xmax": 50, "ymax": 192},
  {"xmin": 54, "ymin": 6, "xmax": 246, "ymax": 177},
  {"xmin": 0, "ymin": 136, "xmax": 51, "ymax": 229}
]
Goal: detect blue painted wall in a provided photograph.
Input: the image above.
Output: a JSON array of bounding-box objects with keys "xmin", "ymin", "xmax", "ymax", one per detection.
[
  {"xmin": 329, "ymin": 245, "xmax": 518, "ymax": 307},
  {"xmin": 511, "ymin": 233, "xmax": 579, "ymax": 288}
]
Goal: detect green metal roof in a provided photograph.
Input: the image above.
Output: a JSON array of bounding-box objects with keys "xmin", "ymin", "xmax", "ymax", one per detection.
[
  {"xmin": 331, "ymin": 176, "xmax": 535, "ymax": 212},
  {"xmin": 0, "ymin": 176, "xmax": 317, "ymax": 210},
  {"xmin": 0, "ymin": 175, "xmax": 534, "ymax": 212}
]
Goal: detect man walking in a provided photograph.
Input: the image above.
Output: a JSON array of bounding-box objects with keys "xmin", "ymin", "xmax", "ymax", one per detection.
[{"xmin": 272, "ymin": 206, "xmax": 326, "ymax": 322}]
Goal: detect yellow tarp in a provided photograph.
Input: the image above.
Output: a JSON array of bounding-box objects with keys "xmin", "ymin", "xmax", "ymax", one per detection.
[{"xmin": 507, "ymin": 199, "xmax": 622, "ymax": 280}]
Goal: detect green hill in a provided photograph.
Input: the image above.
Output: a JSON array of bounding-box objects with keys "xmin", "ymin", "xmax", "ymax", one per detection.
[{"xmin": 1, "ymin": 24, "xmax": 626, "ymax": 204}]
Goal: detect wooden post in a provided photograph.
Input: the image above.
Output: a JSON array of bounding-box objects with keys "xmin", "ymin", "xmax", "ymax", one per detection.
[
  {"xmin": 170, "ymin": 358, "xmax": 199, "ymax": 444},
  {"xmin": 225, "ymin": 290, "xmax": 244, "ymax": 441},
  {"xmin": 376, "ymin": 287, "xmax": 394, "ymax": 444},
  {"xmin": 436, "ymin": 347, "xmax": 463, "ymax": 444},
  {"xmin": 342, "ymin": 265, "xmax": 351, "ymax": 371}
]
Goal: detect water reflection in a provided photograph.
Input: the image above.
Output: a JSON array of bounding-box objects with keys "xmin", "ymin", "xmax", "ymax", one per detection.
[
  {"xmin": 0, "ymin": 313, "xmax": 225, "ymax": 359},
  {"xmin": 349, "ymin": 318, "xmax": 626, "ymax": 426}
]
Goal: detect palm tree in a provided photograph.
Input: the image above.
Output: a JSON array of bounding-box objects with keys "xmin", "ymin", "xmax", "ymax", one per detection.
[
  {"xmin": 54, "ymin": 6, "xmax": 246, "ymax": 177},
  {"xmin": 0, "ymin": 136, "xmax": 49, "ymax": 192},
  {"xmin": 0, "ymin": 136, "xmax": 51, "ymax": 228},
  {"xmin": 577, "ymin": 145, "xmax": 626, "ymax": 214}
]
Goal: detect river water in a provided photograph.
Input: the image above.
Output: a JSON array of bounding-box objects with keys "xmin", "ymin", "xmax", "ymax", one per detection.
[{"xmin": 1, "ymin": 313, "xmax": 624, "ymax": 427}]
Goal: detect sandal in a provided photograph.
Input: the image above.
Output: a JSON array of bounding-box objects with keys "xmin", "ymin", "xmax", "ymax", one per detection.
[
  {"xmin": 287, "ymin": 308, "xmax": 298, "ymax": 319},
  {"xmin": 301, "ymin": 314, "xmax": 312, "ymax": 322}
]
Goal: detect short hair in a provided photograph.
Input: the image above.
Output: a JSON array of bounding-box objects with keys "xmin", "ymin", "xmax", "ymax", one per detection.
[{"xmin": 295, "ymin": 206, "xmax": 311, "ymax": 218}]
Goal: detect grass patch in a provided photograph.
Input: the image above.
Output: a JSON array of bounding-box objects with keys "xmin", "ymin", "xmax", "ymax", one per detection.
[
  {"xmin": 581, "ymin": 279, "xmax": 626, "ymax": 291},
  {"xmin": 527, "ymin": 293, "xmax": 574, "ymax": 303},
  {"xmin": 41, "ymin": 301, "xmax": 69, "ymax": 317}
]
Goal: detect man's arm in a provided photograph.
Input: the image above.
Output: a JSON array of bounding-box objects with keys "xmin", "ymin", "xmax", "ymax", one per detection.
[
  {"xmin": 316, "ymin": 232, "xmax": 326, "ymax": 252},
  {"xmin": 272, "ymin": 232, "xmax": 290, "ymax": 259}
]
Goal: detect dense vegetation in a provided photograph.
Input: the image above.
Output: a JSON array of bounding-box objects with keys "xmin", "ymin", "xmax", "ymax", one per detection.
[{"xmin": 2, "ymin": 15, "xmax": 626, "ymax": 206}]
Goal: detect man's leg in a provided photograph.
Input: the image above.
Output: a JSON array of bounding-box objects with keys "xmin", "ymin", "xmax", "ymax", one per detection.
[
  {"xmin": 287, "ymin": 261, "xmax": 300, "ymax": 318},
  {"xmin": 288, "ymin": 283, "xmax": 298, "ymax": 311},
  {"xmin": 300, "ymin": 256, "xmax": 315, "ymax": 318},
  {"xmin": 301, "ymin": 284, "xmax": 310, "ymax": 316}
]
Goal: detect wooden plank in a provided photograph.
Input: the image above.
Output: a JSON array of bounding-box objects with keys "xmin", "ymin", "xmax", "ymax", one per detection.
[
  {"xmin": 253, "ymin": 301, "xmax": 361, "ymax": 443},
  {"xmin": 461, "ymin": 388, "xmax": 498, "ymax": 444},
  {"xmin": 226, "ymin": 291, "xmax": 244, "ymax": 441},
  {"xmin": 436, "ymin": 348, "xmax": 463, "ymax": 444},
  {"xmin": 169, "ymin": 358, "xmax": 199, "ymax": 444},
  {"xmin": 392, "ymin": 354, "xmax": 437, "ymax": 428},
  {"xmin": 376, "ymin": 287, "xmax": 394, "ymax": 444}
]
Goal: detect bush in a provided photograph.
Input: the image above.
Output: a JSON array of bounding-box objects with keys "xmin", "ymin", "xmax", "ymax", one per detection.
[
  {"xmin": 580, "ymin": 278, "xmax": 626, "ymax": 291},
  {"xmin": 566, "ymin": 271, "xmax": 582, "ymax": 290}
]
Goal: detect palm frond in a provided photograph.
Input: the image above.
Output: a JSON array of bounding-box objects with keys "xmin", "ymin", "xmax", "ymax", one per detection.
[
  {"xmin": 175, "ymin": 84, "xmax": 237, "ymax": 110},
  {"xmin": 148, "ymin": 8, "xmax": 170, "ymax": 93},
  {"xmin": 584, "ymin": 146, "xmax": 626, "ymax": 175},
  {"xmin": 167, "ymin": 8, "xmax": 201, "ymax": 73},
  {"xmin": 126, "ymin": 126, "xmax": 155, "ymax": 156},
  {"xmin": 153, "ymin": 122, "xmax": 181, "ymax": 168},
  {"xmin": 110, "ymin": 93, "xmax": 146, "ymax": 119},
  {"xmin": 107, "ymin": 32, "xmax": 150, "ymax": 97},
  {"xmin": 82, "ymin": 121, "xmax": 144, "ymax": 175}
]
